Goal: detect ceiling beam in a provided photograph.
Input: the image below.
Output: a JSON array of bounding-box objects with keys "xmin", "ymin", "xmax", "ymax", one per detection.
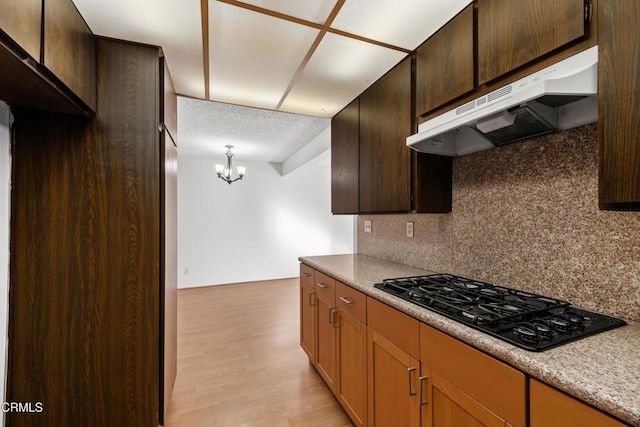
[
  {"xmin": 275, "ymin": 0, "xmax": 347, "ymax": 111},
  {"xmin": 216, "ymin": 0, "xmax": 410, "ymax": 54},
  {"xmin": 201, "ymin": 0, "xmax": 210, "ymax": 99}
]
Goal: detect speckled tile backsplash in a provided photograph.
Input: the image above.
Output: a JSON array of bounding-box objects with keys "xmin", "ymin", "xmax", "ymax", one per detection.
[{"xmin": 358, "ymin": 124, "xmax": 640, "ymax": 321}]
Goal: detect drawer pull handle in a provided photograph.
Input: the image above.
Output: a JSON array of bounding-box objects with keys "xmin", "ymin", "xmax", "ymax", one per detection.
[
  {"xmin": 316, "ymin": 282, "xmax": 328, "ymax": 289},
  {"xmin": 301, "ymin": 272, "xmax": 310, "ymax": 277},
  {"xmin": 339, "ymin": 296, "xmax": 354, "ymax": 305},
  {"xmin": 407, "ymin": 367, "xmax": 417, "ymax": 396},
  {"xmin": 419, "ymin": 375, "xmax": 429, "ymax": 406}
]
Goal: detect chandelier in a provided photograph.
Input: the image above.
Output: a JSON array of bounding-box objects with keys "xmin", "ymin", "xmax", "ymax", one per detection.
[{"xmin": 215, "ymin": 145, "xmax": 246, "ymax": 184}]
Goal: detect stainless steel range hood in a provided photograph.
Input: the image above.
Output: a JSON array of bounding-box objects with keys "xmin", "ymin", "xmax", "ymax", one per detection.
[{"xmin": 407, "ymin": 46, "xmax": 598, "ymax": 157}]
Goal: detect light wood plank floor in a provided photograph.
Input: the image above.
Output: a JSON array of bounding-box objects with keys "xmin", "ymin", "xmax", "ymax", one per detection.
[{"xmin": 164, "ymin": 278, "xmax": 353, "ymax": 427}]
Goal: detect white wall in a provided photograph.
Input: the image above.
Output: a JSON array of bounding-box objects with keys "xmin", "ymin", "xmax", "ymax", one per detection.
[
  {"xmin": 178, "ymin": 149, "xmax": 354, "ymax": 288},
  {"xmin": 0, "ymin": 102, "xmax": 11, "ymax": 426}
]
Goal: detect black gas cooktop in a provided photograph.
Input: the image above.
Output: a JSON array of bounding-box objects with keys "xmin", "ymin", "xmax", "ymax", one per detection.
[{"xmin": 374, "ymin": 274, "xmax": 626, "ymax": 351}]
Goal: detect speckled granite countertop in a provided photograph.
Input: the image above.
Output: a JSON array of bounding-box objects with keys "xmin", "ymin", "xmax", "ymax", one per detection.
[{"xmin": 299, "ymin": 253, "xmax": 640, "ymax": 426}]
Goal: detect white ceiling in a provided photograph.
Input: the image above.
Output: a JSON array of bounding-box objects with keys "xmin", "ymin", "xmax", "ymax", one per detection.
[
  {"xmin": 72, "ymin": 0, "xmax": 472, "ymax": 163},
  {"xmin": 178, "ymin": 97, "xmax": 330, "ymax": 162}
]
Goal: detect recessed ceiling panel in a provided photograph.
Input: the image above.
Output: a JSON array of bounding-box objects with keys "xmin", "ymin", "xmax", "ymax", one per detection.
[
  {"xmin": 72, "ymin": 0, "xmax": 205, "ymax": 98},
  {"xmin": 209, "ymin": 2, "xmax": 320, "ymax": 110},
  {"xmin": 236, "ymin": 0, "xmax": 338, "ymax": 24},
  {"xmin": 178, "ymin": 97, "xmax": 330, "ymax": 162},
  {"xmin": 280, "ymin": 32, "xmax": 407, "ymax": 117},
  {"xmin": 331, "ymin": 0, "xmax": 473, "ymax": 50}
]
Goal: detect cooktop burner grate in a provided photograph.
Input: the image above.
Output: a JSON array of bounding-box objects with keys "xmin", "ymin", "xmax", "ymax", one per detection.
[{"xmin": 374, "ymin": 274, "xmax": 626, "ymax": 351}]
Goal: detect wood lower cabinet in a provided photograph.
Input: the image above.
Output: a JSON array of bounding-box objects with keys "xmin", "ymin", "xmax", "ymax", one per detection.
[
  {"xmin": 530, "ymin": 379, "xmax": 629, "ymax": 427},
  {"xmin": 420, "ymin": 324, "xmax": 526, "ymax": 427},
  {"xmin": 422, "ymin": 366, "xmax": 506, "ymax": 427},
  {"xmin": 367, "ymin": 298, "xmax": 421, "ymax": 427},
  {"xmin": 315, "ymin": 271, "xmax": 338, "ymax": 392},
  {"xmin": 300, "ymin": 265, "xmax": 368, "ymax": 426},
  {"xmin": 336, "ymin": 282, "xmax": 367, "ymax": 427},
  {"xmin": 301, "ymin": 264, "xmax": 630, "ymax": 426},
  {"xmin": 368, "ymin": 329, "xmax": 420, "ymax": 427},
  {"xmin": 299, "ymin": 264, "xmax": 316, "ymax": 363}
]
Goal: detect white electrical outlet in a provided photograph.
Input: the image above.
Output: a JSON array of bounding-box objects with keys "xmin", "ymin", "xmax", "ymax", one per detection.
[
  {"xmin": 364, "ymin": 220, "xmax": 372, "ymax": 233},
  {"xmin": 406, "ymin": 221, "xmax": 414, "ymax": 238}
]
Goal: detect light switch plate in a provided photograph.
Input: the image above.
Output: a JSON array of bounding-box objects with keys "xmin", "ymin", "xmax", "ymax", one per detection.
[
  {"xmin": 406, "ymin": 221, "xmax": 414, "ymax": 238},
  {"xmin": 364, "ymin": 220, "xmax": 372, "ymax": 233}
]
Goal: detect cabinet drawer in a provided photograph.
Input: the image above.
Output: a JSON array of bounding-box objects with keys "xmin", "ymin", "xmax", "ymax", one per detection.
[
  {"xmin": 420, "ymin": 324, "xmax": 526, "ymax": 427},
  {"xmin": 336, "ymin": 282, "xmax": 366, "ymax": 323},
  {"xmin": 315, "ymin": 270, "xmax": 335, "ymax": 304},
  {"xmin": 367, "ymin": 297, "xmax": 419, "ymax": 359},
  {"xmin": 300, "ymin": 263, "xmax": 314, "ymax": 287}
]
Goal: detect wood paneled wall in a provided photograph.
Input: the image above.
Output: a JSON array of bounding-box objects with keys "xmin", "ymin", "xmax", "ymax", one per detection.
[{"xmin": 8, "ymin": 38, "xmax": 160, "ymax": 427}]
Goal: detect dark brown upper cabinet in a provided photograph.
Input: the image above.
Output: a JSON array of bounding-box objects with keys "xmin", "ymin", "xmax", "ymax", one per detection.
[
  {"xmin": 43, "ymin": 0, "xmax": 96, "ymax": 111},
  {"xmin": 598, "ymin": 1, "xmax": 640, "ymax": 210},
  {"xmin": 0, "ymin": 0, "xmax": 42, "ymax": 60},
  {"xmin": 359, "ymin": 56, "xmax": 412, "ymax": 213},
  {"xmin": 414, "ymin": 153, "xmax": 452, "ymax": 213},
  {"xmin": 331, "ymin": 98, "xmax": 360, "ymax": 214},
  {"xmin": 415, "ymin": 4, "xmax": 474, "ymax": 117},
  {"xmin": 477, "ymin": 0, "xmax": 587, "ymax": 86}
]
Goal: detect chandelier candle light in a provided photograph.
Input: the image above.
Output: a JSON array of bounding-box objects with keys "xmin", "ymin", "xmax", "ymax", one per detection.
[{"xmin": 215, "ymin": 145, "xmax": 246, "ymax": 184}]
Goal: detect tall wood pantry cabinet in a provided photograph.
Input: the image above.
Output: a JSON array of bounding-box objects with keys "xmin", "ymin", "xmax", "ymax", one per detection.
[{"xmin": 7, "ymin": 38, "xmax": 177, "ymax": 427}]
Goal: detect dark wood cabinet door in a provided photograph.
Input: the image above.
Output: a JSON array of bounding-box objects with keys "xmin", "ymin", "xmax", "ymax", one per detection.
[
  {"xmin": 43, "ymin": 0, "xmax": 96, "ymax": 110},
  {"xmin": 598, "ymin": 1, "xmax": 640, "ymax": 210},
  {"xmin": 359, "ymin": 56, "xmax": 412, "ymax": 213},
  {"xmin": 331, "ymin": 98, "xmax": 359, "ymax": 214},
  {"xmin": 415, "ymin": 153, "xmax": 452, "ymax": 213},
  {"xmin": 477, "ymin": 0, "xmax": 586, "ymax": 85},
  {"xmin": 415, "ymin": 5, "xmax": 474, "ymax": 117},
  {"xmin": 0, "ymin": 0, "xmax": 41, "ymax": 60}
]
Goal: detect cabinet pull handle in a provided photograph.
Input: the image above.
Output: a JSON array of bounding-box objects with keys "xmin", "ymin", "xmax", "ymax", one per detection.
[
  {"xmin": 584, "ymin": 0, "xmax": 593, "ymax": 24},
  {"xmin": 407, "ymin": 367, "xmax": 417, "ymax": 396},
  {"xmin": 329, "ymin": 307, "xmax": 338, "ymax": 326},
  {"xmin": 308, "ymin": 291, "xmax": 315, "ymax": 307},
  {"xmin": 301, "ymin": 272, "xmax": 310, "ymax": 277},
  {"xmin": 419, "ymin": 375, "xmax": 429, "ymax": 406},
  {"xmin": 332, "ymin": 308, "xmax": 339, "ymax": 328},
  {"xmin": 339, "ymin": 296, "xmax": 354, "ymax": 305},
  {"xmin": 316, "ymin": 282, "xmax": 328, "ymax": 289}
]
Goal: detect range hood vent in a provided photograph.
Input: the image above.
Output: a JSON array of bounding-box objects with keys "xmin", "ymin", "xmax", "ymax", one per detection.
[{"xmin": 407, "ymin": 46, "xmax": 598, "ymax": 157}]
